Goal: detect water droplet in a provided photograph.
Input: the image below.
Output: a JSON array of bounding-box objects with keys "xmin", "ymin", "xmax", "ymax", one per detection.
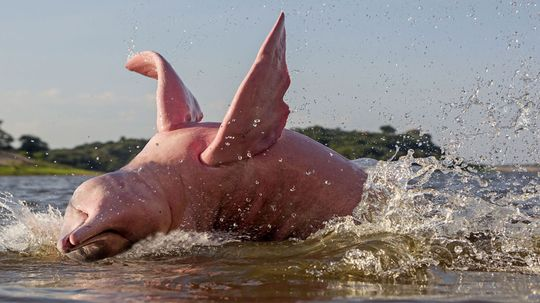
[
  {"xmin": 289, "ymin": 186, "xmax": 296, "ymax": 192},
  {"xmin": 324, "ymin": 180, "xmax": 332, "ymax": 185}
]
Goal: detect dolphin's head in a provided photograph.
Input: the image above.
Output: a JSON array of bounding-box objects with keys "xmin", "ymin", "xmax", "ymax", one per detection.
[{"xmin": 57, "ymin": 171, "xmax": 172, "ymax": 261}]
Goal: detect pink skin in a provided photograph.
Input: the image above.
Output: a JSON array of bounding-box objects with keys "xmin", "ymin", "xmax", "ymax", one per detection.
[{"xmin": 57, "ymin": 13, "xmax": 367, "ymax": 261}]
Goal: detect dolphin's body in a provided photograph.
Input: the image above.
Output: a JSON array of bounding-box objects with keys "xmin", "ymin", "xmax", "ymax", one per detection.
[{"xmin": 57, "ymin": 13, "xmax": 367, "ymax": 261}]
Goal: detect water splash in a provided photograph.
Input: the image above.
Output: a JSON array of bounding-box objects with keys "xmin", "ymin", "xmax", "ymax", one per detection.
[
  {"xmin": 438, "ymin": 61, "xmax": 539, "ymax": 165},
  {"xmin": 350, "ymin": 153, "xmax": 539, "ymax": 278},
  {"xmin": 0, "ymin": 192, "xmax": 63, "ymax": 257},
  {"xmin": 0, "ymin": 154, "xmax": 538, "ymax": 283},
  {"xmin": 120, "ymin": 229, "xmax": 237, "ymax": 259}
]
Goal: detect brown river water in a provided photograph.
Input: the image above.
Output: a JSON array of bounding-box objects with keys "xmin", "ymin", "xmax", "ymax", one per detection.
[{"xmin": 0, "ymin": 156, "xmax": 539, "ymax": 302}]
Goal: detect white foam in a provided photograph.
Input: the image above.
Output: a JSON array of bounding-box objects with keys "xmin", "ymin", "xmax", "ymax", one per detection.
[{"xmin": 0, "ymin": 192, "xmax": 62, "ymax": 256}]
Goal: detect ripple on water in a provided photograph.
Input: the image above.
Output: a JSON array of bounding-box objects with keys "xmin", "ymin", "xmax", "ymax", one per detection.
[{"xmin": 0, "ymin": 154, "xmax": 539, "ymax": 301}]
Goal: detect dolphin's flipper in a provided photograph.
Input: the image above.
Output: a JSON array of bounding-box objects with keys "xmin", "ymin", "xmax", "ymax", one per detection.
[
  {"xmin": 201, "ymin": 13, "xmax": 290, "ymax": 166},
  {"xmin": 126, "ymin": 51, "xmax": 203, "ymax": 132}
]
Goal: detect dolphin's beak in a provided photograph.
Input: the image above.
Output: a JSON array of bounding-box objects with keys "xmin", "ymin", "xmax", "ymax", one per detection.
[
  {"xmin": 57, "ymin": 204, "xmax": 132, "ymax": 262},
  {"xmin": 59, "ymin": 231, "xmax": 132, "ymax": 262}
]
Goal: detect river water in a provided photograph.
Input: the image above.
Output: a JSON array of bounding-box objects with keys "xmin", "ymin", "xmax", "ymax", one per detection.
[{"xmin": 0, "ymin": 155, "xmax": 538, "ymax": 302}]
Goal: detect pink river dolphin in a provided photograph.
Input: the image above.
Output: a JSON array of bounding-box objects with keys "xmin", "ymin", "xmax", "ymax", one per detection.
[{"xmin": 57, "ymin": 13, "xmax": 367, "ymax": 261}]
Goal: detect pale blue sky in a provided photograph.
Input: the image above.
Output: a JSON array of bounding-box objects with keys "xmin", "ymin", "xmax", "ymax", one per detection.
[{"xmin": 1, "ymin": 1, "xmax": 538, "ymax": 164}]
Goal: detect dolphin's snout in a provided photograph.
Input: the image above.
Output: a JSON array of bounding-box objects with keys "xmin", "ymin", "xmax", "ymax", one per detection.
[
  {"xmin": 57, "ymin": 173, "xmax": 170, "ymax": 262},
  {"xmin": 57, "ymin": 231, "xmax": 87, "ymax": 254},
  {"xmin": 56, "ymin": 208, "xmax": 133, "ymax": 261},
  {"xmin": 57, "ymin": 204, "xmax": 88, "ymax": 254},
  {"xmin": 58, "ymin": 231, "xmax": 132, "ymax": 262},
  {"xmin": 57, "ymin": 235, "xmax": 75, "ymax": 254}
]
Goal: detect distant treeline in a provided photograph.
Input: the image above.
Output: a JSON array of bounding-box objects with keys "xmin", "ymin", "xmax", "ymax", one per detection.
[
  {"xmin": 41, "ymin": 125, "xmax": 441, "ymax": 172},
  {"xmin": 39, "ymin": 137, "xmax": 148, "ymax": 172},
  {"xmin": 1, "ymin": 121, "xmax": 442, "ymax": 172},
  {"xmin": 293, "ymin": 125, "xmax": 442, "ymax": 161}
]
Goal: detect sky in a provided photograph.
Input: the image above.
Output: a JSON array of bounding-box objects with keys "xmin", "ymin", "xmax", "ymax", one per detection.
[{"xmin": 0, "ymin": 1, "xmax": 538, "ymax": 164}]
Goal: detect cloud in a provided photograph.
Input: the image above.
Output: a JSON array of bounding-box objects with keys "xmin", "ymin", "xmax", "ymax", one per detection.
[
  {"xmin": 1, "ymin": 89, "xmax": 124, "ymax": 106},
  {"xmin": 76, "ymin": 91, "xmax": 117, "ymax": 103},
  {"xmin": 39, "ymin": 88, "xmax": 61, "ymax": 98},
  {"xmin": 0, "ymin": 90, "xmax": 31, "ymax": 104},
  {"xmin": 95, "ymin": 91, "xmax": 115, "ymax": 102}
]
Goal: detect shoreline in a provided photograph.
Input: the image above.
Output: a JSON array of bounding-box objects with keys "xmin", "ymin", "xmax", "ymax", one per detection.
[
  {"xmin": 1, "ymin": 151, "xmax": 537, "ymax": 176},
  {"xmin": 0, "ymin": 151, "xmax": 99, "ymax": 176},
  {"xmin": 0, "ymin": 166, "xmax": 99, "ymax": 176}
]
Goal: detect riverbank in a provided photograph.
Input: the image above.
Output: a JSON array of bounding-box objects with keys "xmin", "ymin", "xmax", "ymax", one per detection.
[{"xmin": 0, "ymin": 151, "xmax": 98, "ymax": 176}]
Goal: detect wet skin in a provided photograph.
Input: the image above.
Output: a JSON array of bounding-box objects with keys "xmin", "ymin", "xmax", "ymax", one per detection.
[
  {"xmin": 58, "ymin": 125, "xmax": 366, "ymax": 261},
  {"xmin": 57, "ymin": 13, "xmax": 367, "ymax": 261}
]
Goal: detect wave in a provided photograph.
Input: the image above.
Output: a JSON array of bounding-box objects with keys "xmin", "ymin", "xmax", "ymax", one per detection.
[{"xmin": 0, "ymin": 153, "xmax": 538, "ymax": 282}]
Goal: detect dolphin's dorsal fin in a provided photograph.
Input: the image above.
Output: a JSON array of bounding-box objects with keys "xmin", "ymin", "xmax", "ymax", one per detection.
[
  {"xmin": 126, "ymin": 51, "xmax": 203, "ymax": 132},
  {"xmin": 201, "ymin": 13, "xmax": 290, "ymax": 166}
]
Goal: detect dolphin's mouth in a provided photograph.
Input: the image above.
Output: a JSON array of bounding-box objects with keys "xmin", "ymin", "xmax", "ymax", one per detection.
[{"xmin": 64, "ymin": 231, "xmax": 132, "ymax": 262}]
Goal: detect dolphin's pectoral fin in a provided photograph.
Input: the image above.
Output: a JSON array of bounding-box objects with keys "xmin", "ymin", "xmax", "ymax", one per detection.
[
  {"xmin": 201, "ymin": 12, "xmax": 290, "ymax": 166},
  {"xmin": 126, "ymin": 51, "xmax": 203, "ymax": 132}
]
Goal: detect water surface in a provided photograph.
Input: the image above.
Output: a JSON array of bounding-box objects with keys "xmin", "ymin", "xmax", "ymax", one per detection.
[{"xmin": 0, "ymin": 157, "xmax": 539, "ymax": 302}]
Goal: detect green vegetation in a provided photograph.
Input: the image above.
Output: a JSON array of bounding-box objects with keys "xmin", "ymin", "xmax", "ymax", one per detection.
[
  {"xmin": 293, "ymin": 125, "xmax": 442, "ymax": 161},
  {"xmin": 36, "ymin": 137, "xmax": 148, "ymax": 172},
  {"xmin": 1, "ymin": 120, "xmax": 443, "ymax": 175},
  {"xmin": 0, "ymin": 120, "xmax": 14, "ymax": 150},
  {"xmin": 0, "ymin": 156, "xmax": 98, "ymax": 176},
  {"xmin": 42, "ymin": 126, "xmax": 441, "ymax": 173},
  {"xmin": 0, "ymin": 164, "xmax": 98, "ymax": 176},
  {"xmin": 0, "ymin": 121, "xmax": 98, "ymax": 176},
  {"xmin": 19, "ymin": 135, "xmax": 49, "ymax": 154}
]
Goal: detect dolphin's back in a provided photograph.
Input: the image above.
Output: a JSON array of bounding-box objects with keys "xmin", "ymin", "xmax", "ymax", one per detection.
[{"xmin": 127, "ymin": 124, "xmax": 367, "ymax": 240}]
